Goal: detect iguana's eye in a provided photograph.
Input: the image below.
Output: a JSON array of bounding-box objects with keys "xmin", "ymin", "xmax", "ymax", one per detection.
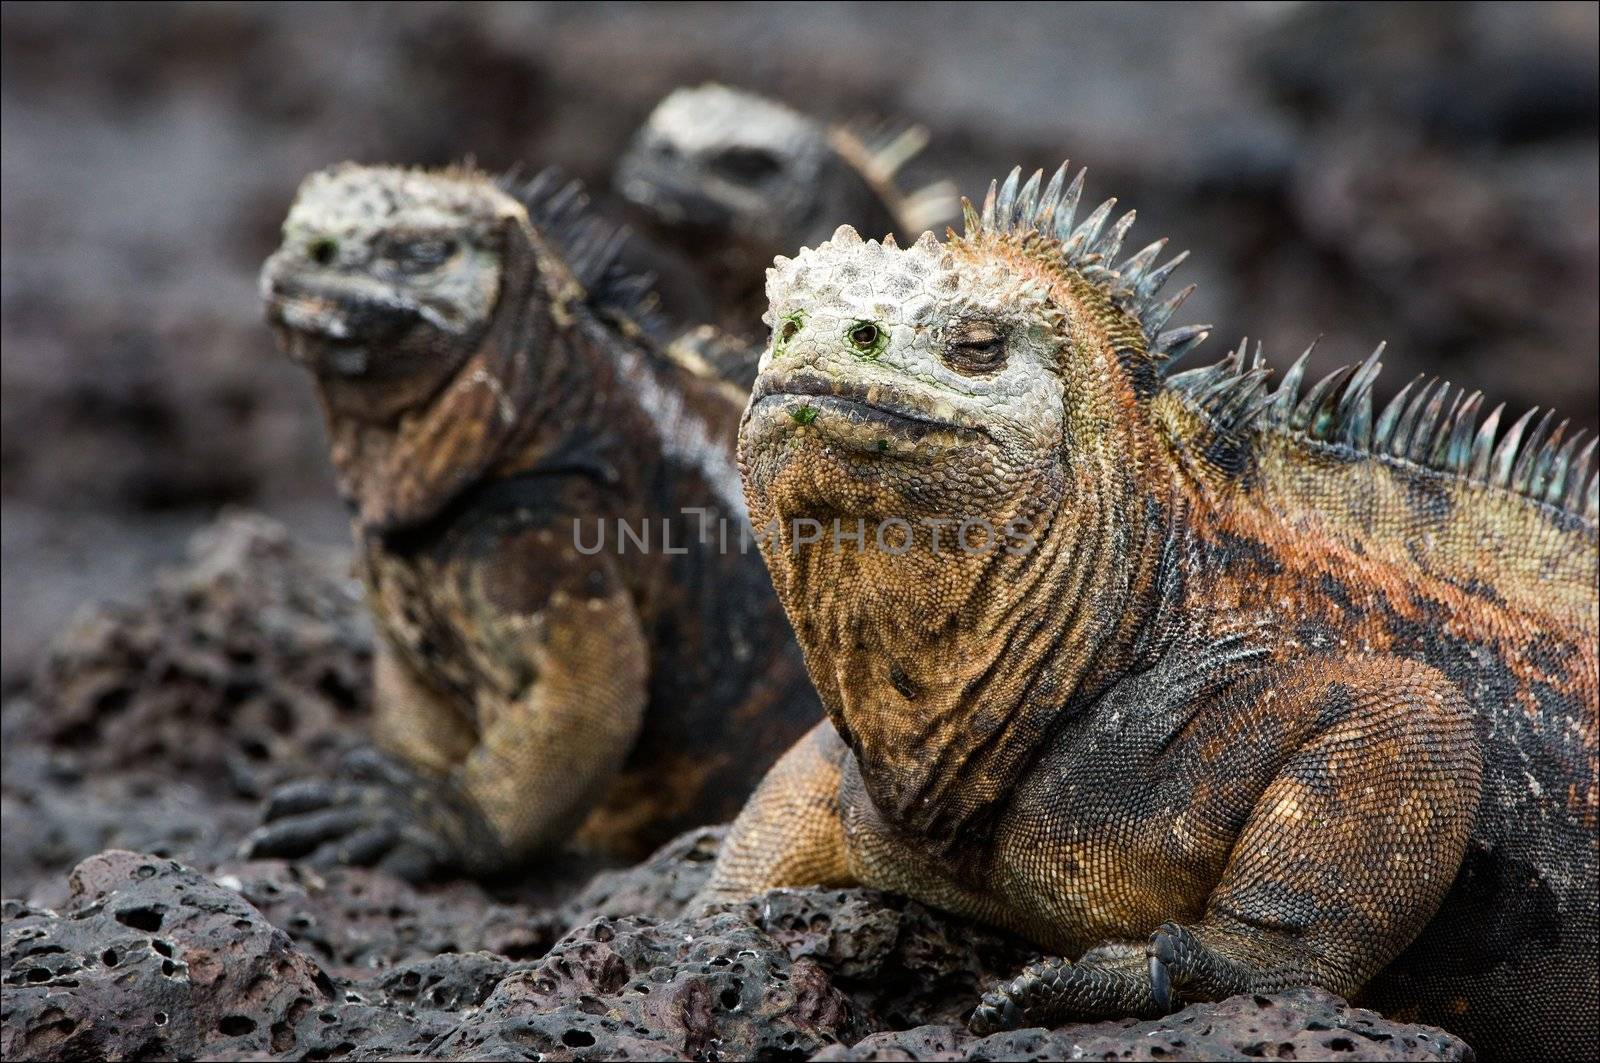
[
  {"xmin": 386, "ymin": 237, "xmax": 457, "ymax": 274},
  {"xmin": 773, "ymin": 312, "xmax": 804, "ymax": 357},
  {"xmin": 943, "ymin": 321, "xmax": 1008, "ymax": 374},
  {"xmin": 847, "ymin": 320, "xmax": 886, "ymax": 358},
  {"xmin": 712, "ymin": 146, "xmax": 783, "ymax": 184},
  {"xmin": 309, "ymin": 237, "xmax": 339, "ymax": 266}
]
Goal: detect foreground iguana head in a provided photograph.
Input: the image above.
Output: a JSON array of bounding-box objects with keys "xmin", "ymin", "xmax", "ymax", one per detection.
[
  {"xmin": 741, "ymin": 165, "xmax": 1196, "ymax": 571},
  {"xmin": 261, "ymin": 165, "xmax": 526, "ymax": 423},
  {"xmin": 617, "ymin": 84, "xmax": 949, "ymax": 271}
]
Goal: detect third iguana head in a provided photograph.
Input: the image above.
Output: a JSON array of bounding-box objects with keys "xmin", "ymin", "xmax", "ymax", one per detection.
[{"xmin": 616, "ymin": 84, "xmax": 952, "ymax": 285}]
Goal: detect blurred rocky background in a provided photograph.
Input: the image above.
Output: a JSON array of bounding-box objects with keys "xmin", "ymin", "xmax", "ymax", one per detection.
[{"xmin": 3, "ymin": 2, "xmax": 1597, "ymax": 683}]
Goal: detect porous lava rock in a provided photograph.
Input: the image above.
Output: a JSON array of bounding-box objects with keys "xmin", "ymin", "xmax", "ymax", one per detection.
[
  {"xmin": 0, "ymin": 844, "xmax": 1477, "ymax": 1062},
  {"xmin": 1, "ymin": 850, "xmax": 335, "ymax": 1061}
]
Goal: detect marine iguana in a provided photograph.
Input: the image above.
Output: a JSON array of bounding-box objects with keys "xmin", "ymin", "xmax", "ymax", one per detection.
[
  {"xmin": 615, "ymin": 82, "xmax": 954, "ymax": 355},
  {"xmin": 252, "ymin": 164, "xmax": 816, "ymax": 878},
  {"xmin": 699, "ymin": 161, "xmax": 1598, "ymax": 1060}
]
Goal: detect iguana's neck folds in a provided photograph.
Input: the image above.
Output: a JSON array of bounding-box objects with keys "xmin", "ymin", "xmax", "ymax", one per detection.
[{"xmin": 748, "ymin": 433, "xmax": 1174, "ymax": 847}]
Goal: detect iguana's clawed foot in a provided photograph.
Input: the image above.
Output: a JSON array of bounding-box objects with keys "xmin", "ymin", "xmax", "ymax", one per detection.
[
  {"xmin": 969, "ymin": 930, "xmax": 1205, "ymax": 1035},
  {"xmin": 242, "ymin": 748, "xmax": 495, "ymax": 881},
  {"xmin": 968, "ymin": 951, "xmax": 1165, "ymax": 1035},
  {"xmin": 969, "ymin": 957, "xmax": 1063, "ymax": 1034}
]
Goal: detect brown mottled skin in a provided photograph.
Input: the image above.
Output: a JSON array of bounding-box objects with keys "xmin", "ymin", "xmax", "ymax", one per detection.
[
  {"xmin": 251, "ymin": 164, "xmax": 816, "ymax": 879},
  {"xmin": 699, "ymin": 165, "xmax": 1599, "ymax": 1059}
]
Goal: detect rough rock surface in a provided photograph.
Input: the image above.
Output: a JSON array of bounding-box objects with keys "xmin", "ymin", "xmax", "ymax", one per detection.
[
  {"xmin": 2, "ymin": 511, "xmax": 371, "ymax": 903},
  {"xmin": 2, "ymin": 844, "xmax": 1475, "ymax": 1062},
  {"xmin": 214, "ymin": 860, "xmax": 561, "ymax": 981},
  {"xmin": 1, "ymin": 851, "xmax": 335, "ymax": 1061},
  {"xmin": 812, "ymin": 989, "xmax": 1473, "ymax": 1061},
  {"xmin": 26, "ymin": 509, "xmax": 371, "ymax": 790}
]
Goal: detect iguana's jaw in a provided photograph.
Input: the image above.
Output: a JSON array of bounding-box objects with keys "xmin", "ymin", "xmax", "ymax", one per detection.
[{"xmin": 262, "ymin": 266, "xmax": 481, "ymax": 424}]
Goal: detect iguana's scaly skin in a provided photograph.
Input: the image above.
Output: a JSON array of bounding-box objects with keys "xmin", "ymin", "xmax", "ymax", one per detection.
[
  {"xmin": 701, "ymin": 162, "xmax": 1599, "ymax": 1060},
  {"xmin": 253, "ymin": 164, "xmax": 816, "ymax": 878},
  {"xmin": 616, "ymin": 83, "xmax": 954, "ymax": 353}
]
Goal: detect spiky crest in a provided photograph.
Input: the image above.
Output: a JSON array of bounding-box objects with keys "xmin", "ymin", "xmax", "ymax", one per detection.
[
  {"xmin": 830, "ymin": 118, "xmax": 958, "ymax": 235},
  {"xmin": 960, "ymin": 161, "xmax": 1206, "ymax": 367},
  {"xmin": 962, "ymin": 163, "xmax": 1597, "ymax": 525},
  {"xmin": 499, "ymin": 168, "xmax": 669, "ymax": 341}
]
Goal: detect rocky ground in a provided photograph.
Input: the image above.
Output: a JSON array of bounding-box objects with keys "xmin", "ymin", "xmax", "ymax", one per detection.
[{"xmin": 0, "ymin": 515, "xmax": 1477, "ymax": 1060}]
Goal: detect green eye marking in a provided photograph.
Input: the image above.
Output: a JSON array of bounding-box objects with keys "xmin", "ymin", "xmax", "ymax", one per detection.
[
  {"xmin": 773, "ymin": 311, "xmax": 805, "ymax": 357},
  {"xmin": 790, "ymin": 405, "xmax": 818, "ymax": 426},
  {"xmin": 847, "ymin": 319, "xmax": 887, "ymax": 358}
]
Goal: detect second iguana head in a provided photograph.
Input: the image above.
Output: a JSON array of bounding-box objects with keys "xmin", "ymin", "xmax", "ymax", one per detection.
[
  {"xmin": 259, "ymin": 163, "xmax": 669, "ymax": 531},
  {"xmin": 261, "ymin": 164, "xmax": 526, "ymax": 424}
]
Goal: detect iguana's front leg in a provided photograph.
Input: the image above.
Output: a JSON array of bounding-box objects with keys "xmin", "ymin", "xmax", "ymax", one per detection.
[
  {"xmin": 451, "ymin": 581, "xmax": 649, "ymax": 866},
  {"xmin": 972, "ymin": 656, "xmax": 1483, "ymax": 1033},
  {"xmin": 694, "ymin": 719, "xmax": 855, "ymax": 906},
  {"xmin": 248, "ymin": 557, "xmax": 649, "ymax": 879}
]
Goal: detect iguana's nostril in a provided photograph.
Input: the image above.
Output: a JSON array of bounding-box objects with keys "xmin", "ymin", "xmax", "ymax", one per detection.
[{"xmin": 309, "ymin": 237, "xmax": 339, "ymax": 266}]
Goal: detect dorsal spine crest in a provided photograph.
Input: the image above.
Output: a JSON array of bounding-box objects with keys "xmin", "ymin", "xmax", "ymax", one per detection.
[{"xmin": 958, "ymin": 161, "xmax": 1596, "ymax": 524}]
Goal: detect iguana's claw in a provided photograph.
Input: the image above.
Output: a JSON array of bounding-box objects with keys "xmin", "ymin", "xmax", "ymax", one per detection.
[
  {"xmin": 1145, "ymin": 922, "xmax": 1195, "ymax": 1013},
  {"xmin": 263, "ymin": 779, "xmax": 339, "ymax": 819},
  {"xmin": 969, "ymin": 985, "xmax": 1026, "ymax": 1035},
  {"xmin": 1147, "ymin": 952, "xmax": 1174, "ymax": 1012},
  {"xmin": 242, "ymin": 747, "xmax": 466, "ymax": 881}
]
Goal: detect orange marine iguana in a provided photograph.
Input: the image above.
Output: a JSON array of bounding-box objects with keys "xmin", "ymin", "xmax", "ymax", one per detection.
[
  {"xmin": 699, "ymin": 162, "xmax": 1599, "ymax": 1059},
  {"xmin": 251, "ymin": 164, "xmax": 816, "ymax": 879}
]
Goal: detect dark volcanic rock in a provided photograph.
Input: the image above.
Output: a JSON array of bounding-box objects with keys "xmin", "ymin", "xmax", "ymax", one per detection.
[
  {"xmin": 0, "ymin": 845, "xmax": 1476, "ymax": 1062},
  {"xmin": 0, "ymin": 850, "xmax": 334, "ymax": 1061},
  {"xmin": 811, "ymin": 988, "xmax": 1473, "ymax": 1061},
  {"xmin": 432, "ymin": 910, "xmax": 862, "ymax": 1061},
  {"xmin": 214, "ymin": 860, "xmax": 559, "ymax": 980},
  {"xmin": 553, "ymin": 824, "xmax": 723, "ymax": 927},
  {"xmin": 27, "ymin": 510, "xmax": 371, "ymax": 792},
  {"xmin": 2, "ymin": 511, "xmax": 372, "ymax": 902},
  {"xmin": 728, "ymin": 887, "xmax": 1036, "ymax": 1031}
]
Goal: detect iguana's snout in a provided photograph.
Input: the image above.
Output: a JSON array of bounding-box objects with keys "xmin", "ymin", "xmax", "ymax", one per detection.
[{"xmin": 260, "ymin": 263, "xmax": 432, "ymax": 376}]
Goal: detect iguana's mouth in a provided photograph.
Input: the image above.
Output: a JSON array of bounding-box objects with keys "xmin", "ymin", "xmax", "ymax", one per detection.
[
  {"xmin": 273, "ymin": 327, "xmax": 373, "ymax": 378},
  {"xmin": 262, "ymin": 270, "xmax": 435, "ymax": 379},
  {"xmin": 748, "ymin": 372, "xmax": 988, "ymax": 446},
  {"xmin": 617, "ymin": 167, "xmax": 736, "ymax": 230}
]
